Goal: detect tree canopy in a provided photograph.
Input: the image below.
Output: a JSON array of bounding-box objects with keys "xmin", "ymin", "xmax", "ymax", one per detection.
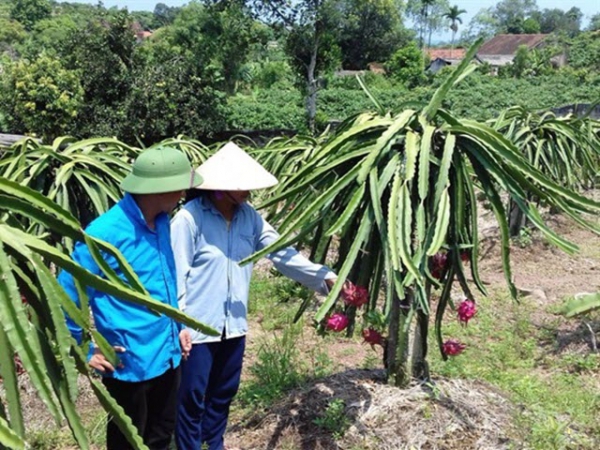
[{"xmin": 0, "ymin": 0, "xmax": 598, "ymax": 142}]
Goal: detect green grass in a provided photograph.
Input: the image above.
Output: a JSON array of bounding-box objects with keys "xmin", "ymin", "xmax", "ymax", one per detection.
[
  {"xmin": 429, "ymin": 290, "xmax": 600, "ymax": 449},
  {"xmin": 28, "ymin": 409, "xmax": 106, "ymax": 449},
  {"xmin": 248, "ymin": 272, "xmax": 313, "ymax": 331},
  {"xmin": 236, "ymin": 275, "xmax": 335, "ymax": 410}
]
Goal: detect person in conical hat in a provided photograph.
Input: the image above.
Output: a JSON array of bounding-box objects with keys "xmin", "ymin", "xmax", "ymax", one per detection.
[
  {"xmin": 171, "ymin": 142, "xmax": 348, "ymax": 450},
  {"xmin": 59, "ymin": 146, "xmax": 202, "ymax": 450}
]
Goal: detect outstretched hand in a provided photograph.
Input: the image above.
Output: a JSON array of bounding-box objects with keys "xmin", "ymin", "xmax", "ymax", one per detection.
[
  {"xmin": 89, "ymin": 346, "xmax": 125, "ymax": 373},
  {"xmin": 179, "ymin": 329, "xmax": 192, "ymax": 360},
  {"xmin": 325, "ymin": 277, "xmax": 355, "ymax": 294}
]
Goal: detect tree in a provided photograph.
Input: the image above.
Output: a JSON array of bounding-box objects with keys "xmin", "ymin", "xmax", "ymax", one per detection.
[
  {"xmin": 417, "ymin": 0, "xmax": 435, "ymax": 48},
  {"xmin": 462, "ymin": 7, "xmax": 496, "ymax": 41},
  {"xmin": 19, "ymin": 14, "xmax": 80, "ymax": 57},
  {"xmin": 567, "ymin": 31, "xmax": 600, "ymax": 71},
  {"xmin": 407, "ymin": 0, "xmax": 449, "ymax": 48},
  {"xmin": 153, "ymin": 2, "xmax": 181, "ymax": 28},
  {"xmin": 255, "ymin": 0, "xmax": 342, "ymax": 133},
  {"xmin": 443, "ymin": 5, "xmax": 466, "ymax": 56},
  {"xmin": 533, "ymin": 7, "xmax": 582, "ymax": 36},
  {"xmin": 337, "ymin": 0, "xmax": 410, "ymax": 70},
  {"xmin": 493, "ymin": 0, "xmax": 538, "ymax": 33},
  {"xmin": 9, "ymin": 0, "xmax": 51, "ymax": 30},
  {"xmin": 587, "ymin": 13, "xmax": 600, "ymax": 32},
  {"xmin": 385, "ymin": 41, "xmax": 426, "ymax": 88},
  {"xmin": 564, "ymin": 7, "xmax": 583, "ymax": 37},
  {"xmin": 511, "ymin": 45, "xmax": 530, "ymax": 78},
  {"xmin": 0, "ymin": 54, "xmax": 83, "ymax": 142},
  {"xmin": 58, "ymin": 10, "xmax": 136, "ymax": 138},
  {"xmin": 160, "ymin": 1, "xmax": 258, "ymax": 95},
  {"xmin": 467, "ymin": 0, "xmax": 539, "ymax": 36},
  {"xmin": 125, "ymin": 51, "xmax": 227, "ymax": 143},
  {"xmin": 130, "ymin": 11, "xmax": 155, "ymax": 30},
  {"xmin": 0, "ymin": 17, "xmax": 26, "ymax": 55},
  {"xmin": 521, "ymin": 17, "xmax": 540, "ymax": 33}
]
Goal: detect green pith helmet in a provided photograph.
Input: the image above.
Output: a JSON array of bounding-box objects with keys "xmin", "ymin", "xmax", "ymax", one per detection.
[{"xmin": 120, "ymin": 146, "xmax": 203, "ymax": 194}]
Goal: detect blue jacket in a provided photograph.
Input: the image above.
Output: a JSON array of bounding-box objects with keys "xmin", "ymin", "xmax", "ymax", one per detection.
[
  {"xmin": 170, "ymin": 195, "xmax": 335, "ymax": 344},
  {"xmin": 59, "ymin": 193, "xmax": 182, "ymax": 382}
]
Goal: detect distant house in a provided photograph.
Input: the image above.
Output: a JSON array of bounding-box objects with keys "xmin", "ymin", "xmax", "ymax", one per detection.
[
  {"xmin": 131, "ymin": 21, "xmax": 153, "ymax": 42},
  {"xmin": 425, "ymin": 48, "xmax": 468, "ymax": 74},
  {"xmin": 476, "ymin": 34, "xmax": 561, "ymax": 69},
  {"xmin": 135, "ymin": 30, "xmax": 153, "ymax": 42}
]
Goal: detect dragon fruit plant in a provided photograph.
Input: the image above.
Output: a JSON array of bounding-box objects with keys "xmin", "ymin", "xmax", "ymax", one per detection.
[{"xmin": 242, "ymin": 38, "xmax": 600, "ymax": 386}]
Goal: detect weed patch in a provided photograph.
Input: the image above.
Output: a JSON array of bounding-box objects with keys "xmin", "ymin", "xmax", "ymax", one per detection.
[{"xmin": 430, "ymin": 291, "xmax": 600, "ymax": 449}]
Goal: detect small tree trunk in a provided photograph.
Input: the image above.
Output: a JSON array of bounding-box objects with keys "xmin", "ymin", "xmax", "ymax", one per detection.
[
  {"xmin": 386, "ymin": 288, "xmax": 412, "ymax": 387},
  {"xmin": 508, "ymin": 197, "xmax": 527, "ymax": 237},
  {"xmin": 411, "ymin": 285, "xmax": 431, "ymax": 381},
  {"xmin": 428, "ymin": 27, "xmax": 433, "ymax": 49},
  {"xmin": 306, "ymin": 37, "xmax": 319, "ymax": 134}
]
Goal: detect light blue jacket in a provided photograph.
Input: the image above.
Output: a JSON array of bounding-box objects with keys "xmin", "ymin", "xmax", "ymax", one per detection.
[
  {"xmin": 59, "ymin": 193, "xmax": 182, "ymax": 382},
  {"xmin": 171, "ymin": 195, "xmax": 335, "ymax": 343}
]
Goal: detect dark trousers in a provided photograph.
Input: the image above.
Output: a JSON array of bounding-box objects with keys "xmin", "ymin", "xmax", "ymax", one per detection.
[
  {"xmin": 102, "ymin": 366, "xmax": 181, "ymax": 450},
  {"xmin": 176, "ymin": 337, "xmax": 246, "ymax": 450}
]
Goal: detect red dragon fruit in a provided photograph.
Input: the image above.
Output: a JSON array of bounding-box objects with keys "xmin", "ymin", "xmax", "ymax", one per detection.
[
  {"xmin": 442, "ymin": 339, "xmax": 466, "ymax": 356},
  {"xmin": 341, "ymin": 284, "xmax": 369, "ymax": 308},
  {"xmin": 362, "ymin": 328, "xmax": 384, "ymax": 347},
  {"xmin": 430, "ymin": 252, "xmax": 448, "ymax": 279},
  {"xmin": 326, "ymin": 313, "xmax": 349, "ymax": 332},
  {"xmin": 457, "ymin": 299, "xmax": 477, "ymax": 325}
]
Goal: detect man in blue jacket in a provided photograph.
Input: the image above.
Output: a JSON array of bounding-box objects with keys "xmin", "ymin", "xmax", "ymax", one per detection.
[{"xmin": 59, "ymin": 146, "xmax": 203, "ymax": 450}]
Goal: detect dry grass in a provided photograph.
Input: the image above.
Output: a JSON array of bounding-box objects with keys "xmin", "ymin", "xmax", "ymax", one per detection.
[{"xmin": 227, "ymin": 370, "xmax": 515, "ymax": 450}]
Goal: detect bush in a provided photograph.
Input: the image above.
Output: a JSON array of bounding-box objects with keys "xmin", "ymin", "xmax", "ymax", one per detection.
[
  {"xmin": 225, "ymin": 89, "xmax": 305, "ymax": 131},
  {"xmin": 0, "ymin": 54, "xmax": 83, "ymax": 141},
  {"xmin": 384, "ymin": 42, "xmax": 426, "ymax": 88}
]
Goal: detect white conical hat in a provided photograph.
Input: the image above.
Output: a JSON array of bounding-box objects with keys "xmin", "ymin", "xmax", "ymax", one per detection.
[{"xmin": 195, "ymin": 142, "xmax": 278, "ymax": 190}]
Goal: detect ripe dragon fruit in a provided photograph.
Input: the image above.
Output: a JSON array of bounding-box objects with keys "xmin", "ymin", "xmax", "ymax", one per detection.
[
  {"xmin": 430, "ymin": 252, "xmax": 448, "ymax": 279},
  {"xmin": 457, "ymin": 299, "xmax": 477, "ymax": 325},
  {"xmin": 362, "ymin": 328, "xmax": 384, "ymax": 347},
  {"xmin": 341, "ymin": 284, "xmax": 369, "ymax": 308},
  {"xmin": 442, "ymin": 339, "xmax": 466, "ymax": 356},
  {"xmin": 326, "ymin": 313, "xmax": 349, "ymax": 332}
]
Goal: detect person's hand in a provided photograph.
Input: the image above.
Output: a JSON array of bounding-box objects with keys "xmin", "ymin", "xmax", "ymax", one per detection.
[
  {"xmin": 325, "ymin": 278, "xmax": 354, "ymax": 294},
  {"xmin": 325, "ymin": 277, "xmax": 337, "ymax": 290},
  {"xmin": 340, "ymin": 279, "xmax": 355, "ymax": 295},
  {"xmin": 89, "ymin": 346, "xmax": 125, "ymax": 373},
  {"xmin": 179, "ymin": 329, "xmax": 192, "ymax": 360}
]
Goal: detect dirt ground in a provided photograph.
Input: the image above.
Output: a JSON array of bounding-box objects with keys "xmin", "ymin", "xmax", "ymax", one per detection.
[{"xmin": 477, "ymin": 206, "xmax": 600, "ymax": 302}]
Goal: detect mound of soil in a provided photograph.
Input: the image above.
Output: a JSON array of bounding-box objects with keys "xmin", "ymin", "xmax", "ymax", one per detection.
[{"xmin": 227, "ymin": 370, "xmax": 515, "ymax": 450}]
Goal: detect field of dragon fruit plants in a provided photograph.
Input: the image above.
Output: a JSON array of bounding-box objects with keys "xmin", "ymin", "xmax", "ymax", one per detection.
[{"xmin": 1, "ymin": 40, "xmax": 599, "ymax": 449}]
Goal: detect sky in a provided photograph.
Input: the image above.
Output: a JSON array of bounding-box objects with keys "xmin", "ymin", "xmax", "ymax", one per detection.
[{"xmin": 70, "ymin": 0, "xmax": 600, "ymax": 40}]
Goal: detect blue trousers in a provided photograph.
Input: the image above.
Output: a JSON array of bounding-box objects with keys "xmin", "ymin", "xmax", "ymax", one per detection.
[{"xmin": 175, "ymin": 336, "xmax": 245, "ymax": 450}]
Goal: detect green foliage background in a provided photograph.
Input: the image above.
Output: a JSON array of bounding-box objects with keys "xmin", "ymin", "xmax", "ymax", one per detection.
[
  {"xmin": 0, "ymin": 0, "xmax": 599, "ymax": 142},
  {"xmin": 225, "ymin": 69, "xmax": 600, "ymax": 131}
]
